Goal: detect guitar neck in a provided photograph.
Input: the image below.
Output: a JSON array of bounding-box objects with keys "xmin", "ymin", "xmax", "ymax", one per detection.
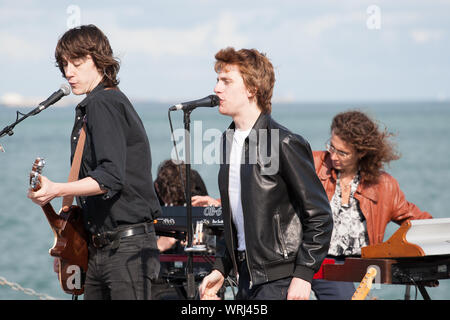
[{"xmin": 352, "ymin": 267, "xmax": 377, "ymax": 300}]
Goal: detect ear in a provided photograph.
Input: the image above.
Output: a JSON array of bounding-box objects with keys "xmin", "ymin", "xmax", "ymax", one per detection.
[{"xmin": 247, "ymin": 86, "xmax": 257, "ymax": 99}]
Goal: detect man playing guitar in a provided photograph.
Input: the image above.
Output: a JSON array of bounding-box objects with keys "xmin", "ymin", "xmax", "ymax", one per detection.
[{"xmin": 28, "ymin": 24, "xmax": 161, "ymax": 300}]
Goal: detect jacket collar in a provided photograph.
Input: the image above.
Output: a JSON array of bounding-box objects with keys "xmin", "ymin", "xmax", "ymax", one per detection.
[
  {"xmin": 225, "ymin": 112, "xmax": 270, "ymax": 144},
  {"xmin": 317, "ymin": 151, "xmax": 336, "ymax": 181},
  {"xmin": 222, "ymin": 112, "xmax": 270, "ymax": 167},
  {"xmin": 318, "ymin": 151, "xmax": 378, "ymax": 202},
  {"xmin": 226, "ymin": 111, "xmax": 270, "ymax": 131}
]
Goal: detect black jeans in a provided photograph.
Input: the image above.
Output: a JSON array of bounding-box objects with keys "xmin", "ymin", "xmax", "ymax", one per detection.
[
  {"xmin": 311, "ymin": 279, "xmax": 355, "ymax": 300},
  {"xmin": 84, "ymin": 231, "xmax": 160, "ymax": 300},
  {"xmin": 236, "ymin": 258, "xmax": 292, "ymax": 300}
]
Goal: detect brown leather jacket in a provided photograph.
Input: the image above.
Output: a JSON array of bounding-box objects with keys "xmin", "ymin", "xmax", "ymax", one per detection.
[{"xmin": 313, "ymin": 151, "xmax": 432, "ymax": 245}]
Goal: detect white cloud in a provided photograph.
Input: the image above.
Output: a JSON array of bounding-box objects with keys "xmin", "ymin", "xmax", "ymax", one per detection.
[
  {"xmin": 109, "ymin": 12, "xmax": 248, "ymax": 58},
  {"xmin": 111, "ymin": 24, "xmax": 212, "ymax": 58},
  {"xmin": 0, "ymin": 32, "xmax": 47, "ymax": 61},
  {"xmin": 410, "ymin": 29, "xmax": 444, "ymax": 44},
  {"xmin": 303, "ymin": 14, "xmax": 344, "ymax": 38},
  {"xmin": 212, "ymin": 12, "xmax": 248, "ymax": 49}
]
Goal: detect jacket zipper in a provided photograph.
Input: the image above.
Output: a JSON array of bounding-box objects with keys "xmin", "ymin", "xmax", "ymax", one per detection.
[
  {"xmin": 275, "ymin": 214, "xmax": 289, "ymax": 259},
  {"xmin": 244, "ymin": 249, "xmax": 253, "ymax": 289},
  {"xmin": 240, "ymin": 204, "xmax": 254, "ymax": 289}
]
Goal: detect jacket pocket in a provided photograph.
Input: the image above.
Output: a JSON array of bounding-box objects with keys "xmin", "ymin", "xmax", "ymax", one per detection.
[{"xmin": 274, "ymin": 213, "xmax": 289, "ymax": 259}]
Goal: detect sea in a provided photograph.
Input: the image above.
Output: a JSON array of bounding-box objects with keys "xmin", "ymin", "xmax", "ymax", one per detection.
[{"xmin": 0, "ymin": 100, "xmax": 449, "ymax": 300}]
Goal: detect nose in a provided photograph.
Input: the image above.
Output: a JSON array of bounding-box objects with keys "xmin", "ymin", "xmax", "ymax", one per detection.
[
  {"xmin": 214, "ymin": 81, "xmax": 223, "ymax": 94},
  {"xmin": 64, "ymin": 63, "xmax": 75, "ymax": 79},
  {"xmin": 329, "ymin": 150, "xmax": 339, "ymax": 161}
]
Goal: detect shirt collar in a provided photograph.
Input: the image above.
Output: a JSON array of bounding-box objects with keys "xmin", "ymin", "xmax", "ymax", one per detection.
[{"xmin": 76, "ymin": 82, "xmax": 106, "ymax": 109}]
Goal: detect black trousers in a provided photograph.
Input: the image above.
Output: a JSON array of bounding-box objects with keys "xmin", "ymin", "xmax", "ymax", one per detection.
[
  {"xmin": 236, "ymin": 258, "xmax": 292, "ymax": 300},
  {"xmin": 311, "ymin": 279, "xmax": 355, "ymax": 300},
  {"xmin": 84, "ymin": 231, "xmax": 160, "ymax": 300}
]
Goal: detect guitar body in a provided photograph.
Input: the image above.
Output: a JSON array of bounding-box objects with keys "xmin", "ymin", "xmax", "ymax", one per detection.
[{"xmin": 31, "ymin": 158, "xmax": 88, "ymax": 296}]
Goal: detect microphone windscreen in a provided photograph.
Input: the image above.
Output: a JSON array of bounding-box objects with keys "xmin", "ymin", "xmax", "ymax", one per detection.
[
  {"xmin": 60, "ymin": 83, "xmax": 71, "ymax": 96},
  {"xmin": 211, "ymin": 95, "xmax": 220, "ymax": 106}
]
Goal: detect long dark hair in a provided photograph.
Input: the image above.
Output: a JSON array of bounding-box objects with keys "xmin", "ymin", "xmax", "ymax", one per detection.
[{"xmin": 55, "ymin": 24, "xmax": 120, "ymax": 88}]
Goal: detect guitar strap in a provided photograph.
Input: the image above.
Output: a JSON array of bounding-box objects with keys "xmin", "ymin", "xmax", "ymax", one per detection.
[{"xmin": 61, "ymin": 124, "xmax": 87, "ymax": 211}]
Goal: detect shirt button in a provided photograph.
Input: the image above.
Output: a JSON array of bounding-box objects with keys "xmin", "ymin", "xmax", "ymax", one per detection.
[{"xmin": 73, "ymin": 136, "xmax": 77, "ymax": 140}]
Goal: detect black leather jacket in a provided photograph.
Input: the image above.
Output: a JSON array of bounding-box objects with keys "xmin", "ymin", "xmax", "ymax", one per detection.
[{"xmin": 213, "ymin": 113, "xmax": 333, "ymax": 286}]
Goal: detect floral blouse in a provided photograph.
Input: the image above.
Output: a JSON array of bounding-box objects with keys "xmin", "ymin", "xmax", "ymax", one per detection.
[{"xmin": 328, "ymin": 173, "xmax": 369, "ymax": 257}]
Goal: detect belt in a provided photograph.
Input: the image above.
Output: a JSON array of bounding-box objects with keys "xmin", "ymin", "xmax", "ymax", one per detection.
[
  {"xmin": 236, "ymin": 250, "xmax": 246, "ymax": 263},
  {"xmin": 91, "ymin": 223, "xmax": 153, "ymax": 249}
]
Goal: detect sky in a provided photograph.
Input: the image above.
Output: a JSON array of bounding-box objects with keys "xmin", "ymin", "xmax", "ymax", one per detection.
[{"xmin": 0, "ymin": 0, "xmax": 449, "ymax": 106}]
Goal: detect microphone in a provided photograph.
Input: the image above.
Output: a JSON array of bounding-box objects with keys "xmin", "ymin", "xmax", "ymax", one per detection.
[
  {"xmin": 169, "ymin": 95, "xmax": 220, "ymax": 112},
  {"xmin": 32, "ymin": 84, "xmax": 71, "ymax": 115}
]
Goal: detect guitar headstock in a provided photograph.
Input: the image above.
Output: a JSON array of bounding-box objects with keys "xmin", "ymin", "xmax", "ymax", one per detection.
[
  {"xmin": 30, "ymin": 157, "xmax": 45, "ymax": 191},
  {"xmin": 352, "ymin": 266, "xmax": 378, "ymax": 300}
]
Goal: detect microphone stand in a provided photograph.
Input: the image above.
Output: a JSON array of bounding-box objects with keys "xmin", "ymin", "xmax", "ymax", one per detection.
[
  {"xmin": 183, "ymin": 109, "xmax": 195, "ymax": 299},
  {"xmin": 181, "ymin": 108, "xmax": 210, "ymax": 300},
  {"xmin": 0, "ymin": 103, "xmax": 51, "ymax": 151}
]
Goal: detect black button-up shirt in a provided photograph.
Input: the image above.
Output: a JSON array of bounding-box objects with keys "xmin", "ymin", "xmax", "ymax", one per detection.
[{"xmin": 70, "ymin": 83, "xmax": 161, "ymax": 234}]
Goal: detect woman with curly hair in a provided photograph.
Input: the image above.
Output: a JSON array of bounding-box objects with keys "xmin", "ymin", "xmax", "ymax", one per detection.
[{"xmin": 311, "ymin": 110, "xmax": 432, "ymax": 300}]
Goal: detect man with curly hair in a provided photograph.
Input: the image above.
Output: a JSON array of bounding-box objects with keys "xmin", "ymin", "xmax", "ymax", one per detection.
[{"xmin": 198, "ymin": 48, "xmax": 333, "ymax": 300}]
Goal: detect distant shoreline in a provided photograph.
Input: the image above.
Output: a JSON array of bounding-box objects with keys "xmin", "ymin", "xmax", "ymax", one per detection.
[{"xmin": 1, "ymin": 100, "xmax": 449, "ymax": 109}]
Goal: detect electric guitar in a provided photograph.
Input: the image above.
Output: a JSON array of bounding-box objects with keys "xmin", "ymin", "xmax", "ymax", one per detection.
[
  {"xmin": 352, "ymin": 266, "xmax": 378, "ymax": 300},
  {"xmin": 30, "ymin": 157, "xmax": 88, "ymax": 296}
]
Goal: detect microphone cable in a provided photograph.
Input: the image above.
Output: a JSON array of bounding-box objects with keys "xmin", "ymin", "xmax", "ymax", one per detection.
[{"xmin": 168, "ymin": 109, "xmax": 187, "ymax": 204}]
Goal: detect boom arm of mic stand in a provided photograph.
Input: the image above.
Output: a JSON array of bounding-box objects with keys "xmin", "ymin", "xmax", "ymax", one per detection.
[
  {"xmin": 0, "ymin": 103, "xmax": 55, "ymax": 153},
  {"xmin": 0, "ymin": 104, "xmax": 49, "ymax": 139}
]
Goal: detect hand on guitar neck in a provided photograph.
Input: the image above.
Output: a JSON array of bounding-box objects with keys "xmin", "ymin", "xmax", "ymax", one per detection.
[
  {"xmin": 28, "ymin": 175, "xmax": 107, "ymax": 207},
  {"xmin": 27, "ymin": 175, "xmax": 60, "ymax": 207}
]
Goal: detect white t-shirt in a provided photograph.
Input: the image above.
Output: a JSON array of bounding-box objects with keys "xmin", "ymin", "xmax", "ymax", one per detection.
[{"xmin": 228, "ymin": 128, "xmax": 251, "ymax": 251}]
